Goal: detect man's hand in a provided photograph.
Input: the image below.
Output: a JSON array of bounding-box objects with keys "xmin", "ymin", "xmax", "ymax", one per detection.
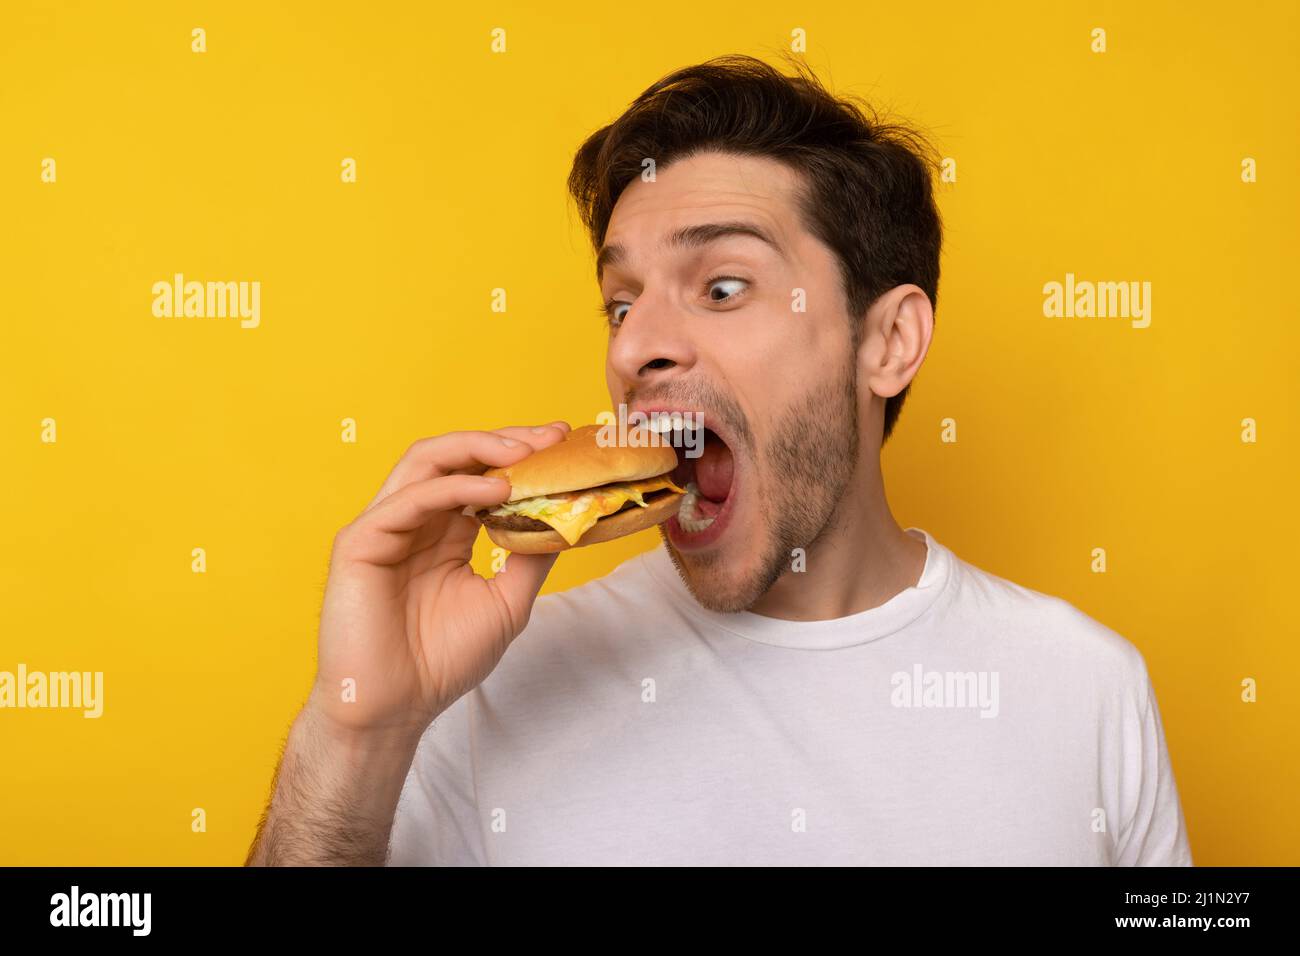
[
  {"xmin": 247, "ymin": 422, "xmax": 570, "ymax": 865},
  {"xmin": 314, "ymin": 422, "xmax": 571, "ymax": 735}
]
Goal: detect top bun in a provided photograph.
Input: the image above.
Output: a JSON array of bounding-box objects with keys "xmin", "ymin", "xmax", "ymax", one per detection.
[{"xmin": 484, "ymin": 423, "xmax": 678, "ymax": 501}]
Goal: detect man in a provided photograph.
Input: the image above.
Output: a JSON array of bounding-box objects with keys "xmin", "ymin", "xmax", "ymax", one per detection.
[{"xmin": 247, "ymin": 55, "xmax": 1191, "ymax": 866}]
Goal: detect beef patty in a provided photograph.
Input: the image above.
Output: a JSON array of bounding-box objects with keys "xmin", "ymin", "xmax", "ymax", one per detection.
[{"xmin": 476, "ymin": 487, "xmax": 675, "ymax": 532}]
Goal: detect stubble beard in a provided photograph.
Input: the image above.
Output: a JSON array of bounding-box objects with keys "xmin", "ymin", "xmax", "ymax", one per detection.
[{"xmin": 662, "ymin": 355, "xmax": 860, "ymax": 613}]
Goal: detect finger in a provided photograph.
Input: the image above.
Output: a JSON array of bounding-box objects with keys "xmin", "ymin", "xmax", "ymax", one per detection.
[
  {"xmin": 367, "ymin": 427, "xmax": 566, "ymax": 509},
  {"xmin": 337, "ymin": 474, "xmax": 510, "ymax": 567},
  {"xmin": 363, "ymin": 474, "xmax": 511, "ymax": 536},
  {"xmin": 463, "ymin": 422, "xmax": 570, "ymax": 476},
  {"xmin": 489, "ymin": 551, "xmax": 561, "ymax": 637},
  {"xmin": 475, "ymin": 423, "xmax": 572, "ymax": 460},
  {"xmin": 483, "ymin": 423, "xmax": 570, "ymax": 444}
]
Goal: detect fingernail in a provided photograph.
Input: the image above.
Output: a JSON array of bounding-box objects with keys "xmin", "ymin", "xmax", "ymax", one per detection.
[
  {"xmin": 500, "ymin": 437, "xmax": 519, "ymax": 447},
  {"xmin": 531, "ymin": 426, "xmax": 547, "ymax": 434}
]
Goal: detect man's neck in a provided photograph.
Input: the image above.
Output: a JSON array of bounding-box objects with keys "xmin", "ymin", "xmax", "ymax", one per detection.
[{"xmin": 748, "ymin": 458, "xmax": 927, "ymax": 622}]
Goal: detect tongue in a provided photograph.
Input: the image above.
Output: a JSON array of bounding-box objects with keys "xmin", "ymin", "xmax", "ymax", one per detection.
[{"xmin": 694, "ymin": 434, "xmax": 734, "ymax": 502}]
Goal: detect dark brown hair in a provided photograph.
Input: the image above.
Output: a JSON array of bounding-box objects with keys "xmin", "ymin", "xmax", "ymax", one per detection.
[{"xmin": 567, "ymin": 54, "xmax": 942, "ymax": 443}]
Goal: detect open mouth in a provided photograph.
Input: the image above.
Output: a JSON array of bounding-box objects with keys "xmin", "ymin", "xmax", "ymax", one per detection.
[{"xmin": 660, "ymin": 420, "xmax": 737, "ymax": 547}]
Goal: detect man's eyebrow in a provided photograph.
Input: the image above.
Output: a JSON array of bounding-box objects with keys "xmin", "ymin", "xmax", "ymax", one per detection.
[{"xmin": 596, "ymin": 220, "xmax": 785, "ymax": 283}]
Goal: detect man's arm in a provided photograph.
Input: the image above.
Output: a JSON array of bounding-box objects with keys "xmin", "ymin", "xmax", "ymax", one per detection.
[
  {"xmin": 246, "ymin": 702, "xmax": 422, "ymax": 866},
  {"xmin": 244, "ymin": 425, "xmax": 568, "ymax": 866},
  {"xmin": 1115, "ymin": 672, "xmax": 1193, "ymax": 866}
]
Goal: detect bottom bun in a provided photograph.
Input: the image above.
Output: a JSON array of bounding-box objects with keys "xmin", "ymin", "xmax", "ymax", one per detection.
[{"xmin": 482, "ymin": 492, "xmax": 684, "ymax": 554}]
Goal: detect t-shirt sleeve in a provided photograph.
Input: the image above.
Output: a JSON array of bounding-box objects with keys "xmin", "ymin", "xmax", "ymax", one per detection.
[
  {"xmin": 1113, "ymin": 666, "xmax": 1193, "ymax": 866},
  {"xmin": 387, "ymin": 692, "xmax": 486, "ymax": 866}
]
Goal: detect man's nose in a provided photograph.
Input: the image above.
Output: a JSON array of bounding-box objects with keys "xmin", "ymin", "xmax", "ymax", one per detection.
[{"xmin": 606, "ymin": 292, "xmax": 697, "ymax": 387}]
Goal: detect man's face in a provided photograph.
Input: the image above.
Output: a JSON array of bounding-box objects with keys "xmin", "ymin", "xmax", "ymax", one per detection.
[{"xmin": 598, "ymin": 150, "xmax": 862, "ymax": 612}]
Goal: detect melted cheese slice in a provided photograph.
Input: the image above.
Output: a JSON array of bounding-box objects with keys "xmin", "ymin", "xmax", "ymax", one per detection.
[{"xmin": 490, "ymin": 475, "xmax": 684, "ymax": 546}]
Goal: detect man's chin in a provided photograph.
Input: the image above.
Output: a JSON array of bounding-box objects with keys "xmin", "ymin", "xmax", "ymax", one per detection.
[{"xmin": 659, "ymin": 528, "xmax": 775, "ymax": 614}]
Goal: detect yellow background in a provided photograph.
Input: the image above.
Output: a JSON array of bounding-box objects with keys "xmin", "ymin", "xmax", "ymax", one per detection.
[{"xmin": 1, "ymin": 1, "xmax": 1296, "ymax": 865}]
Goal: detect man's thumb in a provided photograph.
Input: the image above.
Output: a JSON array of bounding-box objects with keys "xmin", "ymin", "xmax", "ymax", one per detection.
[{"xmin": 491, "ymin": 551, "xmax": 560, "ymax": 635}]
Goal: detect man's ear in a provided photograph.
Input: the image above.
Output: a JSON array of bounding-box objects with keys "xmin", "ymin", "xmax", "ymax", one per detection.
[{"xmin": 859, "ymin": 284, "xmax": 934, "ymax": 401}]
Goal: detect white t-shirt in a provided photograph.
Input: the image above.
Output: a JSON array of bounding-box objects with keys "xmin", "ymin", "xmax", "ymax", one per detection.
[{"xmin": 388, "ymin": 527, "xmax": 1193, "ymax": 866}]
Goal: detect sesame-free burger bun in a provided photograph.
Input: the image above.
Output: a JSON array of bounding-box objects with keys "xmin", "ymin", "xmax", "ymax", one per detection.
[{"xmin": 482, "ymin": 423, "xmax": 677, "ymax": 500}]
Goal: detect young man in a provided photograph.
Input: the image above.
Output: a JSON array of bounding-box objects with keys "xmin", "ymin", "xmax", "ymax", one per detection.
[{"xmin": 248, "ymin": 56, "xmax": 1191, "ymax": 866}]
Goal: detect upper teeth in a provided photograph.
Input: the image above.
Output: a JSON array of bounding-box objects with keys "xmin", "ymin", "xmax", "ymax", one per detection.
[{"xmin": 647, "ymin": 413, "xmax": 703, "ymax": 435}]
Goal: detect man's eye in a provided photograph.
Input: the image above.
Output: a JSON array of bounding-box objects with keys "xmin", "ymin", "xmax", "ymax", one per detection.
[
  {"xmin": 608, "ymin": 301, "xmax": 632, "ymax": 326},
  {"xmin": 706, "ymin": 276, "xmax": 749, "ymax": 303},
  {"xmin": 597, "ymin": 299, "xmax": 632, "ymax": 328}
]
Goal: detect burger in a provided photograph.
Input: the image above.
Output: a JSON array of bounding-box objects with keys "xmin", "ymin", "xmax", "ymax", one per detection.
[{"xmin": 474, "ymin": 423, "xmax": 685, "ymax": 553}]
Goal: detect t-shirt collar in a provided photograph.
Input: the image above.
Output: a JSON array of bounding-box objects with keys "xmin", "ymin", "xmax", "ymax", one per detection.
[{"xmin": 641, "ymin": 527, "xmax": 952, "ymax": 650}]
